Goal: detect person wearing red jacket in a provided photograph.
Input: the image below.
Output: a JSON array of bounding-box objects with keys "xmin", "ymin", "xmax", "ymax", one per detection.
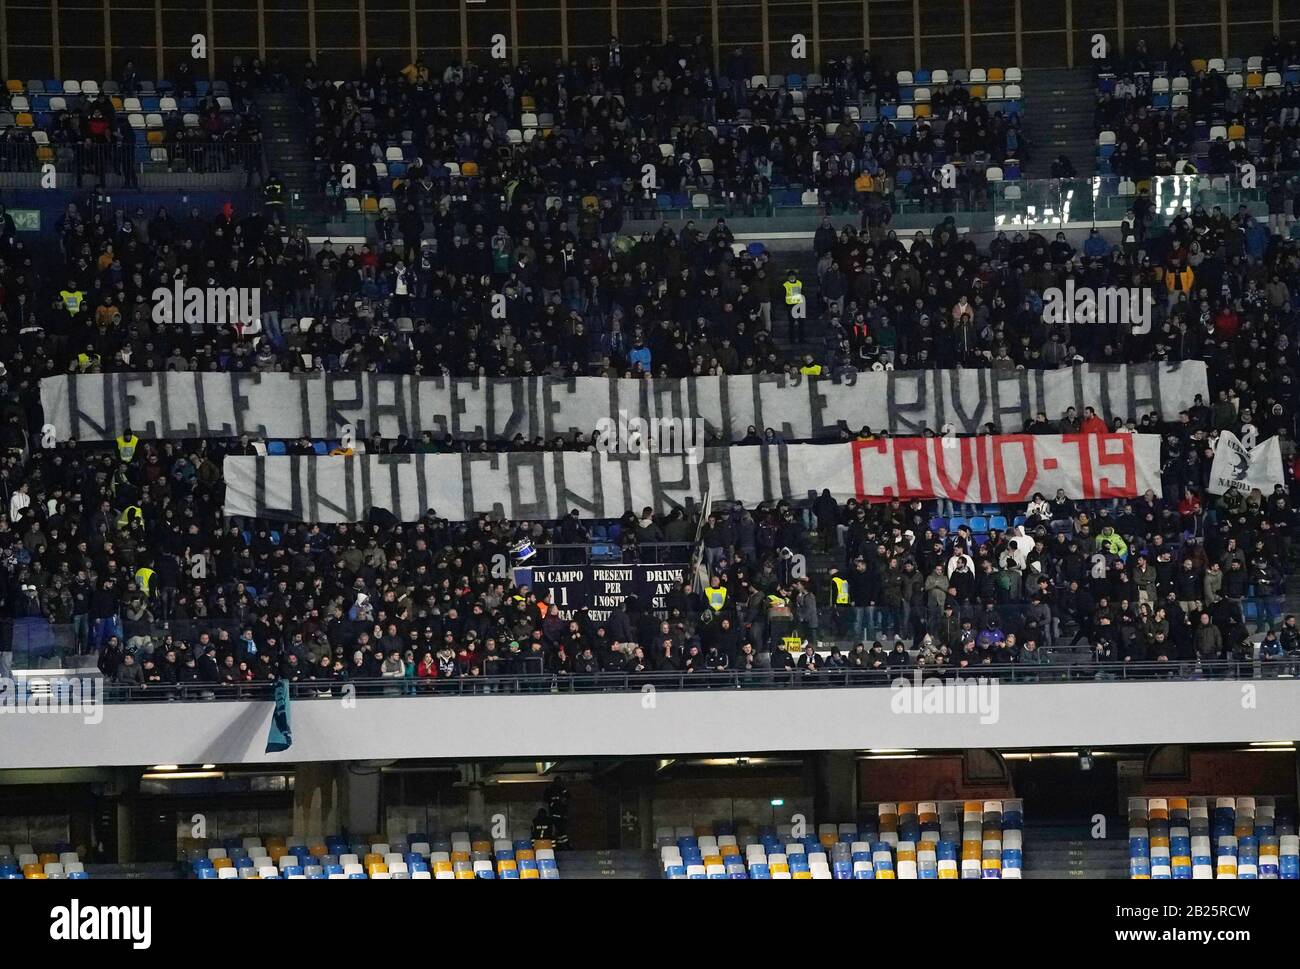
[{"xmin": 1080, "ymin": 407, "xmax": 1108, "ymax": 434}]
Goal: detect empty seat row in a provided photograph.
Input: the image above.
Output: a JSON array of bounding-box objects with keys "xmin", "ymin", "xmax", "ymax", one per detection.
[
  {"xmin": 1129, "ymin": 796, "xmax": 1299, "ymax": 879},
  {"xmin": 663, "ymin": 799, "xmax": 1024, "ymax": 880}
]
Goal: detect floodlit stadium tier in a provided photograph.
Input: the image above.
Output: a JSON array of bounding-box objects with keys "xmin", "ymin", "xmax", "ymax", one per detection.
[
  {"xmin": 1128, "ymin": 796, "xmax": 1299, "ymax": 880},
  {"xmin": 187, "ymin": 833, "xmax": 559, "ymax": 880},
  {"xmin": 0, "ymin": 78, "xmax": 258, "ymax": 175},
  {"xmin": 0, "ymin": 844, "xmax": 88, "ymax": 880},
  {"xmin": 661, "ymin": 800, "xmax": 1023, "ymax": 880},
  {"xmin": 1094, "ymin": 54, "xmax": 1298, "ymax": 175},
  {"xmin": 316, "ymin": 58, "xmax": 1027, "ymax": 222}
]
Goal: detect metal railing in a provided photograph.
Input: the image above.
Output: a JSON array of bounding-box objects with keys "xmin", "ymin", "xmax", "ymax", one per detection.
[
  {"xmin": 519, "ymin": 541, "xmax": 695, "ymax": 566},
  {"xmin": 0, "ymin": 142, "xmax": 264, "ymax": 177},
  {"xmin": 72, "ymin": 658, "xmax": 1300, "ymax": 704}
]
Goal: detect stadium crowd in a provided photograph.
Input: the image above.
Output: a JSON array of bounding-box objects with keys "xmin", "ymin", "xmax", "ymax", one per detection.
[
  {"xmin": 308, "ymin": 38, "xmax": 1026, "ymax": 221},
  {"xmin": 1, "ymin": 40, "xmax": 1299, "ymax": 691}
]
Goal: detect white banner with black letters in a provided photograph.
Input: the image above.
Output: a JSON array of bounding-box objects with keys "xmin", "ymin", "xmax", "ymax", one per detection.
[
  {"xmin": 222, "ymin": 433, "xmax": 1163, "ymax": 522},
  {"xmin": 1207, "ymin": 431, "xmax": 1286, "ymax": 496},
  {"xmin": 42, "ymin": 363, "xmax": 1208, "ymax": 443}
]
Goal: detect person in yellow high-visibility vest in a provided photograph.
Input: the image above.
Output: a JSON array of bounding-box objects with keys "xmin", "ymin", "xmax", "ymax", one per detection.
[
  {"xmin": 134, "ymin": 566, "xmax": 155, "ymax": 597},
  {"xmin": 59, "ymin": 280, "xmax": 85, "ymax": 315},
  {"xmin": 116, "ymin": 427, "xmax": 140, "ymax": 463},
  {"xmin": 830, "ymin": 569, "xmax": 850, "ymax": 637},
  {"xmin": 782, "ymin": 269, "xmax": 805, "ymax": 344},
  {"xmin": 705, "ymin": 575, "xmax": 728, "ymax": 612}
]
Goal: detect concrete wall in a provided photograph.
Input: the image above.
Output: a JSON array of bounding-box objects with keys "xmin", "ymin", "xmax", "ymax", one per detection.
[{"xmin": 2, "ymin": 678, "xmax": 1298, "ymax": 769}]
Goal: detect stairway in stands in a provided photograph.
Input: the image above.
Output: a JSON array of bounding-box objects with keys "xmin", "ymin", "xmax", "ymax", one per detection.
[
  {"xmin": 1021, "ymin": 822, "xmax": 1131, "ymax": 878},
  {"xmin": 1020, "ymin": 66, "xmax": 1099, "ymax": 177},
  {"xmin": 255, "ymin": 90, "xmax": 320, "ymax": 227},
  {"xmin": 554, "ymin": 849, "xmax": 662, "ymax": 879},
  {"xmin": 771, "ymin": 249, "xmax": 836, "ymax": 365}
]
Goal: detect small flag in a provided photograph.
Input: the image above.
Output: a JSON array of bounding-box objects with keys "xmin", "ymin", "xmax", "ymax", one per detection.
[{"xmin": 265, "ymin": 678, "xmax": 293, "ymax": 753}]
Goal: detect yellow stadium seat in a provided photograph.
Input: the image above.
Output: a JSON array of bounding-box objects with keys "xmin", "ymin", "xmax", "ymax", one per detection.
[
  {"xmin": 471, "ymin": 840, "xmax": 491, "ymax": 854},
  {"xmin": 516, "ymin": 849, "xmax": 535, "ymax": 862},
  {"xmin": 433, "ymin": 860, "xmax": 453, "ymax": 874},
  {"xmin": 16, "ymin": 113, "xmax": 34, "ymax": 127},
  {"xmin": 914, "ymin": 103, "xmax": 931, "ymax": 118},
  {"xmin": 497, "ymin": 859, "xmax": 517, "ymax": 872},
  {"xmin": 1246, "ymin": 72, "xmax": 1263, "ymax": 88},
  {"xmin": 213, "ymin": 857, "xmax": 233, "ymax": 869},
  {"xmin": 533, "ymin": 840, "xmax": 553, "ymax": 850},
  {"xmin": 39, "ymin": 853, "xmax": 57, "ymax": 865},
  {"xmin": 769, "ymin": 863, "xmax": 789, "ymax": 874},
  {"xmin": 309, "ymin": 844, "xmax": 327, "ymax": 859},
  {"xmin": 367, "ymin": 863, "xmax": 388, "ymax": 875},
  {"xmin": 26, "ymin": 872, "xmax": 48, "ymax": 880},
  {"xmin": 987, "ymin": 67, "xmax": 1005, "ymax": 82},
  {"xmin": 111, "ymin": 96, "xmax": 123, "ymax": 110},
  {"xmin": 969, "ymin": 85, "xmax": 986, "ymax": 98},
  {"xmin": 1228, "ymin": 123, "xmax": 1246, "ymax": 140},
  {"xmin": 451, "ymin": 850, "xmax": 470, "ymax": 864},
  {"xmin": 461, "ymin": 161, "xmax": 479, "ymax": 177},
  {"xmin": 1191, "ymin": 59, "xmax": 1207, "ymax": 72},
  {"xmin": 875, "ymin": 869, "xmax": 895, "ymax": 879},
  {"xmin": 520, "ymin": 96, "xmax": 536, "ymax": 112},
  {"xmin": 36, "ymin": 145, "xmax": 54, "ymax": 162},
  {"xmin": 146, "ymin": 130, "xmax": 164, "ymax": 144},
  {"xmin": 6, "ymin": 80, "xmax": 23, "ymax": 93},
  {"xmin": 520, "ymin": 867, "xmax": 540, "ymax": 879},
  {"xmin": 455, "ymin": 869, "xmax": 475, "ymax": 879},
  {"xmin": 361, "ymin": 196, "xmax": 379, "ymax": 213},
  {"xmin": 363, "ymin": 852, "xmax": 382, "ymax": 868},
  {"xmin": 703, "ymin": 854, "xmax": 723, "ymax": 867},
  {"xmin": 22, "ymin": 864, "xmax": 41, "ymax": 877}
]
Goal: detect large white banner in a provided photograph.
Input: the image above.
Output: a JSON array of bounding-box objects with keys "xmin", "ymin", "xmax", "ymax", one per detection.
[
  {"xmin": 1207, "ymin": 431, "xmax": 1286, "ymax": 496},
  {"xmin": 222, "ymin": 433, "xmax": 1163, "ymax": 522},
  {"xmin": 42, "ymin": 363, "xmax": 1207, "ymax": 443}
]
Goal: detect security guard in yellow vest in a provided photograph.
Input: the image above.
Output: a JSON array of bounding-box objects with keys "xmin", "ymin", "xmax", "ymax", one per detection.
[
  {"xmin": 830, "ymin": 571, "xmax": 849, "ymax": 605},
  {"xmin": 134, "ymin": 566, "xmax": 155, "ymax": 596},
  {"xmin": 117, "ymin": 505, "xmax": 144, "ymax": 530},
  {"xmin": 782, "ymin": 269, "xmax": 805, "ymax": 343},
  {"xmin": 59, "ymin": 283, "xmax": 85, "ymax": 315},
  {"xmin": 830, "ymin": 569, "xmax": 850, "ymax": 637},
  {"xmin": 705, "ymin": 576, "xmax": 728, "ymax": 612},
  {"xmin": 116, "ymin": 428, "xmax": 140, "ymax": 463}
]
